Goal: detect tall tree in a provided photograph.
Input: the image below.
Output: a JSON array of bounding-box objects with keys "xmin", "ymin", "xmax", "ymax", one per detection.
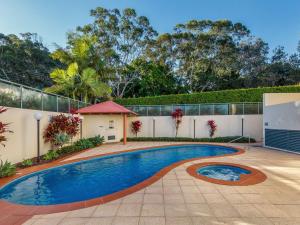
[
  {"xmin": 45, "ymin": 36, "xmax": 111, "ymax": 102},
  {"xmin": 71, "ymin": 7, "xmax": 158, "ymax": 98},
  {"xmin": 0, "ymin": 33, "xmax": 60, "ymax": 88}
]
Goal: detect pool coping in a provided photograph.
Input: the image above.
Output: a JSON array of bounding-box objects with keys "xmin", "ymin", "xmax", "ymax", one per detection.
[
  {"xmin": 186, "ymin": 162, "xmax": 267, "ymax": 186},
  {"xmin": 0, "ymin": 143, "xmax": 245, "ymax": 224}
]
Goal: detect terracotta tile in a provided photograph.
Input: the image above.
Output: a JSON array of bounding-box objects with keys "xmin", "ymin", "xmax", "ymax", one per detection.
[
  {"xmin": 183, "ymin": 193, "xmax": 206, "ymax": 203},
  {"xmin": 203, "ymin": 194, "xmax": 227, "ymax": 204},
  {"xmin": 232, "ymin": 204, "xmax": 264, "ymax": 217},
  {"xmin": 67, "ymin": 206, "xmax": 97, "ymax": 218},
  {"xmin": 122, "ymin": 194, "xmax": 144, "ymax": 203},
  {"xmin": 145, "ymin": 186, "xmax": 163, "ymax": 194},
  {"xmin": 112, "ymin": 217, "xmax": 139, "ymax": 225},
  {"xmin": 139, "ymin": 217, "xmax": 165, "ymax": 225},
  {"xmin": 92, "ymin": 204, "xmax": 119, "ymax": 217},
  {"xmin": 166, "ymin": 217, "xmax": 192, "ymax": 225},
  {"xmin": 116, "ymin": 203, "xmax": 142, "ymax": 216},
  {"xmin": 191, "ymin": 216, "xmax": 224, "ymax": 225},
  {"xmin": 223, "ymin": 193, "xmax": 249, "ymax": 204},
  {"xmin": 87, "ymin": 217, "xmax": 113, "ymax": 225},
  {"xmin": 143, "ymin": 194, "xmax": 163, "ymax": 203},
  {"xmin": 59, "ymin": 217, "xmax": 90, "ymax": 225},
  {"xmin": 164, "ymin": 194, "xmax": 185, "ymax": 204},
  {"xmin": 208, "ymin": 203, "xmax": 240, "ymax": 218},
  {"xmin": 276, "ymin": 204, "xmax": 300, "ymax": 218},
  {"xmin": 254, "ymin": 204, "xmax": 289, "ymax": 218},
  {"xmin": 141, "ymin": 204, "xmax": 164, "ymax": 216},
  {"xmin": 163, "ymin": 186, "xmax": 182, "ymax": 194},
  {"xmin": 186, "ymin": 204, "xmax": 214, "ymax": 217},
  {"xmin": 241, "ymin": 193, "xmax": 269, "ymax": 203},
  {"xmin": 164, "ymin": 204, "xmax": 188, "ymax": 217}
]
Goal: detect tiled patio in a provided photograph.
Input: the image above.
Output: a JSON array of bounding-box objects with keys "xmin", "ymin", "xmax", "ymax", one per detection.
[{"xmin": 16, "ymin": 142, "xmax": 300, "ymax": 224}]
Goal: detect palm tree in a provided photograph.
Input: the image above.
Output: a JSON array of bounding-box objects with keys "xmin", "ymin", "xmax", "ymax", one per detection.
[
  {"xmin": 45, "ymin": 62, "xmax": 111, "ymax": 103},
  {"xmin": 45, "ymin": 36, "xmax": 111, "ymax": 102}
]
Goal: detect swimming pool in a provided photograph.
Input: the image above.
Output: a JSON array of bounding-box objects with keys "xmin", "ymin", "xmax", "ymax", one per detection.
[
  {"xmin": 197, "ymin": 165, "xmax": 251, "ymax": 181},
  {"xmin": 0, "ymin": 145, "xmax": 238, "ymax": 205}
]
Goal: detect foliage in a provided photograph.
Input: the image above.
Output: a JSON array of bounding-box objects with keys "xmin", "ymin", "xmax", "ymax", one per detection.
[
  {"xmin": 171, "ymin": 108, "xmax": 183, "ymax": 137},
  {"xmin": 42, "ymin": 150, "xmax": 59, "ymax": 161},
  {"xmin": 115, "ymin": 85, "xmax": 300, "ymax": 105},
  {"xmin": 207, "ymin": 120, "xmax": 217, "ymax": 138},
  {"xmin": 58, "ymin": 135, "xmax": 104, "ymax": 155},
  {"xmin": 123, "ymin": 59, "xmax": 186, "ymax": 97},
  {"xmin": 0, "ymin": 33, "xmax": 61, "ymax": 89},
  {"xmin": 68, "ymin": 7, "xmax": 157, "ymax": 98},
  {"xmin": 45, "ymin": 59, "xmax": 111, "ymax": 103},
  {"xmin": 131, "ymin": 120, "xmax": 142, "ymax": 137},
  {"xmin": 0, "ymin": 160, "xmax": 16, "ymax": 178},
  {"xmin": 87, "ymin": 135, "xmax": 104, "ymax": 146},
  {"xmin": 74, "ymin": 138, "xmax": 94, "ymax": 150},
  {"xmin": 122, "ymin": 136, "xmax": 256, "ymax": 143},
  {"xmin": 53, "ymin": 133, "xmax": 70, "ymax": 148},
  {"xmin": 43, "ymin": 114, "xmax": 80, "ymax": 145},
  {"xmin": 0, "ymin": 107, "xmax": 12, "ymax": 146},
  {"xmin": 21, "ymin": 159, "xmax": 33, "ymax": 168}
]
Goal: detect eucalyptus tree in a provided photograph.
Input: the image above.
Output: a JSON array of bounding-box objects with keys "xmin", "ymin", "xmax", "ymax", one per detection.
[
  {"xmin": 72, "ymin": 7, "xmax": 158, "ymax": 98},
  {"xmin": 0, "ymin": 33, "xmax": 60, "ymax": 88}
]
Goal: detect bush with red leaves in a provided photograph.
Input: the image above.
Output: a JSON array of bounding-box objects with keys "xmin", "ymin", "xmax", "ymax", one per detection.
[
  {"xmin": 131, "ymin": 120, "xmax": 142, "ymax": 137},
  {"xmin": 0, "ymin": 107, "xmax": 12, "ymax": 147},
  {"xmin": 207, "ymin": 120, "xmax": 217, "ymax": 138},
  {"xmin": 171, "ymin": 108, "xmax": 183, "ymax": 137},
  {"xmin": 43, "ymin": 114, "xmax": 80, "ymax": 145}
]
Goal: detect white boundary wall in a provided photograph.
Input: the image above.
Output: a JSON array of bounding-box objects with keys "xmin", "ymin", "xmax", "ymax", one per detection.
[
  {"xmin": 128, "ymin": 115, "xmax": 263, "ymax": 141},
  {"xmin": 0, "ymin": 107, "xmax": 80, "ymax": 164}
]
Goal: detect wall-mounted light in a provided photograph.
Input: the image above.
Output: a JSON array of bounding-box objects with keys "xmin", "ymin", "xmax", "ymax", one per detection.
[{"xmin": 34, "ymin": 112, "xmax": 43, "ymax": 163}]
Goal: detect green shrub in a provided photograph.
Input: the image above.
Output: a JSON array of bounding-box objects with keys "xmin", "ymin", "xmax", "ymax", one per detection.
[
  {"xmin": 122, "ymin": 136, "xmax": 255, "ymax": 143},
  {"xmin": 54, "ymin": 133, "xmax": 70, "ymax": 148},
  {"xmin": 21, "ymin": 159, "xmax": 33, "ymax": 167},
  {"xmin": 115, "ymin": 85, "xmax": 300, "ymax": 105},
  {"xmin": 87, "ymin": 135, "xmax": 104, "ymax": 146},
  {"xmin": 0, "ymin": 160, "xmax": 16, "ymax": 178},
  {"xmin": 74, "ymin": 138, "xmax": 94, "ymax": 150},
  {"xmin": 43, "ymin": 150, "xmax": 59, "ymax": 161},
  {"xmin": 59, "ymin": 145, "xmax": 81, "ymax": 155}
]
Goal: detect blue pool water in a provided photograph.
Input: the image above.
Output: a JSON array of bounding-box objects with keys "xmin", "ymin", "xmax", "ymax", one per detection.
[
  {"xmin": 197, "ymin": 165, "xmax": 251, "ymax": 181},
  {"xmin": 0, "ymin": 145, "xmax": 237, "ymax": 205}
]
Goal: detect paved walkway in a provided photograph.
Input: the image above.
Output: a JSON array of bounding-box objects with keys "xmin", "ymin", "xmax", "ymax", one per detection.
[{"xmin": 22, "ymin": 142, "xmax": 300, "ymax": 225}]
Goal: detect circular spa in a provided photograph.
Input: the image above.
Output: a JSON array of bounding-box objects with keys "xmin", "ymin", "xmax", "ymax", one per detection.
[{"xmin": 187, "ymin": 162, "xmax": 267, "ymax": 186}]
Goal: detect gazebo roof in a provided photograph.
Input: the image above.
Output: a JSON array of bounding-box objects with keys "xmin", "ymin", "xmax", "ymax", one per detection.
[{"xmin": 76, "ymin": 101, "xmax": 137, "ymax": 115}]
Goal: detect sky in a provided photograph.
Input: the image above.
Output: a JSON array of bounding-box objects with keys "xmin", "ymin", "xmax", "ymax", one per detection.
[{"xmin": 0, "ymin": 0, "xmax": 300, "ymax": 54}]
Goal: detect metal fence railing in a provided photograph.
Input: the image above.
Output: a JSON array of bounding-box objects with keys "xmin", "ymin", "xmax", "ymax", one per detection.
[
  {"xmin": 0, "ymin": 78, "xmax": 89, "ymax": 113},
  {"xmin": 126, "ymin": 102, "xmax": 263, "ymax": 116}
]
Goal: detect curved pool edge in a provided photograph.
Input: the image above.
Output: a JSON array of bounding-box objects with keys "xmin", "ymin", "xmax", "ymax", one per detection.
[
  {"xmin": 0, "ymin": 143, "xmax": 245, "ymax": 216},
  {"xmin": 186, "ymin": 162, "xmax": 267, "ymax": 186}
]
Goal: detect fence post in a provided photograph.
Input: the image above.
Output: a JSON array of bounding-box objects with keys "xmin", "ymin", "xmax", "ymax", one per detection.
[
  {"xmin": 20, "ymin": 85, "xmax": 23, "ymax": 109},
  {"xmin": 41, "ymin": 92, "xmax": 44, "ymax": 111},
  {"xmin": 68, "ymin": 98, "xmax": 71, "ymax": 113},
  {"xmin": 56, "ymin": 96, "xmax": 59, "ymax": 112}
]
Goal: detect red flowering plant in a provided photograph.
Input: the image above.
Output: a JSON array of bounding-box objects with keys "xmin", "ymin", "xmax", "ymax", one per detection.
[
  {"xmin": 207, "ymin": 120, "xmax": 217, "ymax": 138},
  {"xmin": 131, "ymin": 120, "xmax": 142, "ymax": 137},
  {"xmin": 0, "ymin": 107, "xmax": 13, "ymax": 147},
  {"xmin": 43, "ymin": 114, "xmax": 80, "ymax": 148},
  {"xmin": 171, "ymin": 108, "xmax": 183, "ymax": 137}
]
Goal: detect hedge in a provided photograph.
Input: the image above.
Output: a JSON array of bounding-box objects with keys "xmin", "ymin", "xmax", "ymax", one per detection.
[
  {"xmin": 122, "ymin": 136, "xmax": 255, "ymax": 143},
  {"xmin": 115, "ymin": 85, "xmax": 300, "ymax": 105}
]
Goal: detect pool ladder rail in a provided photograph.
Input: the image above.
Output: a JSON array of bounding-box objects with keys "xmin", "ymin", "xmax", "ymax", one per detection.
[{"xmin": 226, "ymin": 136, "xmax": 251, "ymax": 150}]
